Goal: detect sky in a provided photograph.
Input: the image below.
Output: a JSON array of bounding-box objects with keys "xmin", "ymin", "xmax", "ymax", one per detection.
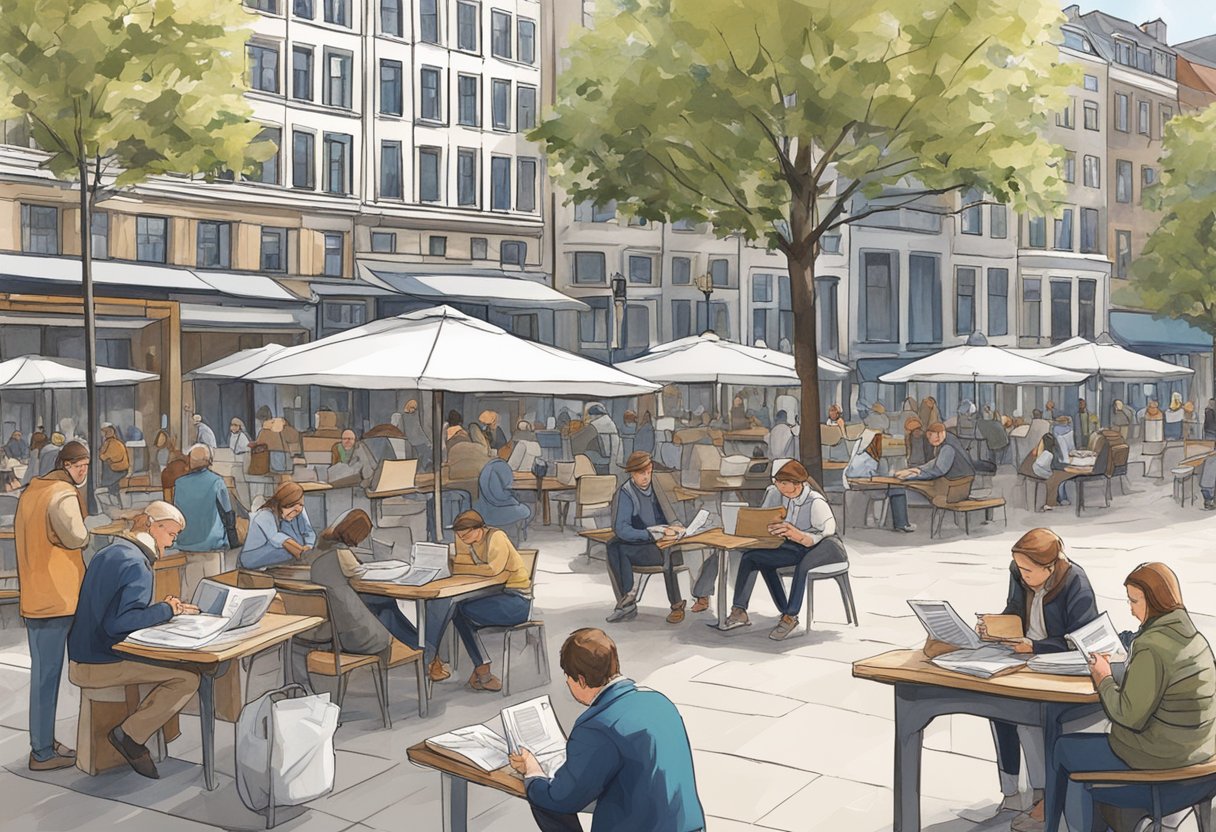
[{"xmin": 1072, "ymin": 0, "xmax": 1216, "ymax": 42}]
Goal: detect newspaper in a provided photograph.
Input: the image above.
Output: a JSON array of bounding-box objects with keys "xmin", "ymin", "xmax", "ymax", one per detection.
[
  {"xmin": 355, "ymin": 543, "xmax": 451, "ymax": 586},
  {"xmin": 908, "ymin": 600, "xmax": 983, "ymax": 650},
  {"xmin": 501, "ymin": 695, "xmax": 567, "ymax": 779},
  {"xmin": 426, "ymin": 724, "xmax": 511, "ymax": 771},
  {"xmin": 649, "ymin": 509, "xmax": 711, "ymax": 543},
  {"xmin": 126, "ymin": 581, "xmax": 276, "ymax": 649},
  {"xmin": 908, "ymin": 600, "xmax": 1027, "ymax": 678},
  {"xmin": 1066, "ymin": 612, "xmax": 1129, "ymax": 663}
]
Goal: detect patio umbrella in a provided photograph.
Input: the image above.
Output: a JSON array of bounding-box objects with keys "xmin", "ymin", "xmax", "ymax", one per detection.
[
  {"xmin": 620, "ymin": 332, "xmax": 849, "ymax": 385},
  {"xmin": 242, "ymin": 305, "xmax": 660, "ymax": 515},
  {"xmin": 0, "ymin": 355, "xmax": 158, "ymax": 389},
  {"xmin": 185, "ymin": 344, "xmax": 287, "ymax": 380},
  {"xmin": 1025, "ymin": 334, "xmax": 1193, "ymax": 381},
  {"xmin": 878, "ymin": 333, "xmax": 1088, "ymax": 386}
]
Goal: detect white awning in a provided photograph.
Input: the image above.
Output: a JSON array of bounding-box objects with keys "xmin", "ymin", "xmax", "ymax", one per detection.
[
  {"xmin": 360, "ymin": 264, "xmax": 587, "ymax": 311},
  {"xmin": 180, "ymin": 304, "xmax": 304, "ymax": 329},
  {"xmin": 0, "ymin": 355, "xmax": 157, "ymax": 389}
]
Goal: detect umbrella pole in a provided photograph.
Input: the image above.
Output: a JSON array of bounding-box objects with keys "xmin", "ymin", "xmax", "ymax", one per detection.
[{"xmin": 432, "ymin": 390, "xmax": 443, "ymax": 541}]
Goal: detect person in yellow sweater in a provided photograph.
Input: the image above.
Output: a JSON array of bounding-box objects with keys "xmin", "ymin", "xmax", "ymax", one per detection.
[
  {"xmin": 14, "ymin": 439, "xmax": 90, "ymax": 771},
  {"xmin": 429, "ymin": 510, "xmax": 532, "ymax": 692}
]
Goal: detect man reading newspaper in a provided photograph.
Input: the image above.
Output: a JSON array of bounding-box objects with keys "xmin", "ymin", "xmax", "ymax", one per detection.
[{"xmin": 508, "ymin": 628, "xmax": 705, "ymax": 832}]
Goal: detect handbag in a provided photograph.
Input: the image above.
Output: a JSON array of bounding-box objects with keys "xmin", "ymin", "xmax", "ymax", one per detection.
[{"xmin": 248, "ymin": 442, "xmax": 270, "ymax": 476}]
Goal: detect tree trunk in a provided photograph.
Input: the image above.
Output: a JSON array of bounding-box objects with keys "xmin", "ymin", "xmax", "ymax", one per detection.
[
  {"xmin": 786, "ymin": 248, "xmax": 825, "ymax": 486},
  {"xmin": 78, "ymin": 159, "xmax": 98, "ymax": 513}
]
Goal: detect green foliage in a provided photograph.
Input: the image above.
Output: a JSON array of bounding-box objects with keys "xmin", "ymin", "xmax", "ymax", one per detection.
[
  {"xmin": 0, "ymin": 0, "xmax": 270, "ymax": 189},
  {"xmin": 534, "ymin": 0, "xmax": 1076, "ymax": 252},
  {"xmin": 1127, "ymin": 104, "xmax": 1216, "ymax": 335}
]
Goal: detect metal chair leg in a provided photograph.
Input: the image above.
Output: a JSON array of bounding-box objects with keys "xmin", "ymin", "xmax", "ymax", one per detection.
[
  {"xmin": 501, "ymin": 630, "xmax": 513, "ymax": 698},
  {"xmin": 371, "ymin": 663, "xmax": 391, "ymax": 729},
  {"xmin": 1195, "ymin": 798, "xmax": 1213, "ymax": 832},
  {"xmin": 805, "ymin": 581, "xmax": 814, "ymax": 632},
  {"xmin": 537, "ymin": 624, "xmax": 551, "ymax": 686},
  {"xmin": 634, "ymin": 572, "xmax": 651, "ymax": 604},
  {"xmin": 414, "ymin": 657, "xmax": 426, "ymax": 719}
]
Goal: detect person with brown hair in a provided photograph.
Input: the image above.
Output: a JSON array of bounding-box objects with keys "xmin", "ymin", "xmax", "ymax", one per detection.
[
  {"xmin": 1045, "ymin": 563, "xmax": 1216, "ymax": 832},
  {"xmin": 903, "ymin": 416, "xmax": 930, "ymax": 466},
  {"xmin": 509, "ymin": 628, "xmax": 704, "ymax": 832},
  {"xmin": 887, "ymin": 422, "xmax": 975, "ymax": 533},
  {"xmin": 978, "ymin": 528, "xmax": 1099, "ymax": 830},
  {"xmin": 238, "ymin": 480, "xmax": 316, "ymax": 569}
]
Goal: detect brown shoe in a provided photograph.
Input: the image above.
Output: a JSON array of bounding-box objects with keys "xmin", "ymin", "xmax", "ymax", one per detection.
[
  {"xmin": 28, "ymin": 750, "xmax": 75, "ymax": 772},
  {"xmin": 468, "ymin": 664, "xmax": 503, "ymax": 692},
  {"xmin": 428, "ymin": 657, "xmax": 451, "ymax": 682},
  {"xmin": 769, "ymin": 615, "xmax": 800, "ymax": 641},
  {"xmin": 666, "ymin": 601, "xmax": 687, "ymax": 624},
  {"xmin": 722, "ymin": 607, "xmax": 751, "ymax": 630},
  {"xmin": 690, "ymin": 597, "xmax": 710, "ymax": 613}
]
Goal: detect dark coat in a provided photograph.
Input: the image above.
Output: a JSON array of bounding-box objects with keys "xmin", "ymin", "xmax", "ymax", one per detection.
[
  {"xmin": 68, "ymin": 536, "xmax": 173, "ymax": 664},
  {"xmin": 1000, "ymin": 557, "xmax": 1099, "ymax": 653},
  {"xmin": 308, "ymin": 542, "xmax": 392, "ymax": 656}
]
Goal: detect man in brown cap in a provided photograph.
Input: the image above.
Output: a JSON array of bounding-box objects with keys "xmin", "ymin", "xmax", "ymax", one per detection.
[
  {"xmin": 15, "ymin": 439, "xmax": 90, "ymax": 770},
  {"xmin": 605, "ymin": 452, "xmax": 715, "ymax": 625}
]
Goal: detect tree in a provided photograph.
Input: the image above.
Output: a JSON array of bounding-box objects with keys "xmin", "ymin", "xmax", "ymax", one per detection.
[
  {"xmin": 0, "ymin": 0, "xmax": 271, "ymax": 508},
  {"xmin": 533, "ymin": 0, "xmax": 1074, "ymax": 481},
  {"xmin": 1120, "ymin": 104, "xmax": 1216, "ymax": 393}
]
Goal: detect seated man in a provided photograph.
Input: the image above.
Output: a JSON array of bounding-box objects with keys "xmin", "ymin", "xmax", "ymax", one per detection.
[
  {"xmin": 510, "ymin": 628, "xmax": 705, "ymax": 832},
  {"xmin": 605, "ymin": 452, "xmax": 716, "ymax": 626},
  {"xmin": 887, "ymin": 422, "xmax": 975, "ymax": 533},
  {"xmin": 67, "ymin": 502, "xmax": 200, "ymax": 779},
  {"xmin": 172, "ymin": 444, "xmax": 236, "ymax": 554},
  {"xmin": 331, "ymin": 429, "xmax": 357, "ymax": 465}
]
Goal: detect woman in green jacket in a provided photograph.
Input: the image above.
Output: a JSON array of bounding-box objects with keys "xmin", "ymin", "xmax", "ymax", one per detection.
[{"xmin": 1045, "ymin": 562, "xmax": 1216, "ymax": 832}]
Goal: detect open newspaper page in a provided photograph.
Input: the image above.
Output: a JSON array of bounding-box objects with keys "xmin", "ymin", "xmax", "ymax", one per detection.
[
  {"xmin": 907, "ymin": 600, "xmax": 984, "ymax": 649},
  {"xmin": 126, "ymin": 582, "xmax": 276, "ymax": 648},
  {"xmin": 425, "ymin": 724, "xmax": 511, "ymax": 771},
  {"xmin": 908, "ymin": 600, "xmax": 1027, "ymax": 678},
  {"xmin": 1066, "ymin": 612, "xmax": 1129, "ymax": 663},
  {"xmin": 501, "ymin": 695, "xmax": 568, "ymax": 778}
]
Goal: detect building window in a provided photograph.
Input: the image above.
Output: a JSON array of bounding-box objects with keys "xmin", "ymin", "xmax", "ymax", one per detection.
[
  {"xmin": 457, "ymin": 74, "xmax": 479, "ymax": 126},
  {"xmin": 471, "ymin": 237, "xmax": 488, "ymax": 260},
  {"xmin": 90, "ymin": 211, "xmax": 108, "ymax": 260},
  {"xmin": 697, "ymin": 301, "xmax": 730, "ymax": 338},
  {"xmin": 323, "ymin": 0, "xmax": 349, "ymax": 26},
  {"xmin": 1022, "ymin": 278, "xmax": 1041, "ymax": 339},
  {"xmin": 419, "ymin": 147, "xmax": 442, "ymax": 202},
  {"xmin": 816, "ymin": 277, "xmax": 840, "ymax": 357},
  {"xmin": 457, "ymin": 148, "xmax": 478, "ymax": 206},
  {"xmin": 323, "ymin": 49, "xmax": 352, "ymax": 109},
  {"xmin": 908, "ymin": 253, "xmax": 942, "ymax": 344},
  {"xmin": 323, "ymin": 232, "xmax": 343, "ymax": 276},
  {"xmin": 196, "ymin": 221, "xmax": 231, "ymax": 269},
  {"xmin": 420, "ymin": 0, "xmax": 439, "ymax": 43},
  {"xmin": 246, "ymin": 0, "xmax": 279, "ymax": 12},
  {"xmin": 1160, "ymin": 105, "xmax": 1173, "ymax": 135},
  {"xmin": 820, "ymin": 233, "xmax": 842, "ymax": 254},
  {"xmin": 1056, "ymin": 98, "xmax": 1074, "ymax": 129},
  {"xmin": 490, "ymin": 156, "xmax": 511, "ymax": 210},
  {"xmin": 380, "ymin": 140, "xmax": 403, "ymax": 199},
  {"xmin": 428, "ymin": 236, "xmax": 447, "ymax": 256},
  {"xmin": 708, "ymin": 257, "xmax": 728, "ymax": 287},
  {"xmin": 1115, "ymin": 160, "xmax": 1132, "ymax": 203},
  {"xmin": 628, "ymin": 254, "xmax": 653, "ymax": 284},
  {"xmin": 751, "ymin": 308, "xmax": 770, "ymax": 346},
  {"xmin": 1083, "ymin": 73, "xmax": 1098, "ymax": 91},
  {"xmin": 1082, "ymin": 154, "xmax": 1100, "ymax": 188},
  {"xmin": 752, "ymin": 273, "xmax": 772, "ymax": 303},
  {"xmin": 671, "ymin": 256, "xmax": 691, "ymax": 285},
  {"xmin": 516, "ymin": 85, "xmax": 537, "ymax": 131},
  {"xmin": 672, "ymin": 218, "xmax": 699, "ymax": 231},
  {"xmin": 516, "ymin": 158, "xmax": 537, "ymax": 213},
  {"xmin": 248, "ymin": 43, "xmax": 279, "ymax": 93},
  {"xmin": 457, "ymin": 1, "xmax": 479, "ymax": 51},
  {"xmin": 990, "ymin": 205, "xmax": 1007, "ymax": 239},
  {"xmin": 294, "ymin": 0, "xmax": 313, "ymax": 18},
  {"xmin": 1135, "ymin": 46, "xmax": 1151, "ymax": 73},
  {"xmin": 623, "ymin": 304, "xmax": 651, "ymax": 349},
  {"xmin": 1079, "ymin": 279, "xmax": 1096, "ymax": 340},
  {"xmin": 381, "ymin": 0, "xmax": 402, "ymax": 36},
  {"xmin": 988, "ymin": 268, "xmax": 1009, "ymax": 337},
  {"xmin": 491, "ymin": 10, "xmax": 512, "ymax": 59},
  {"xmin": 1138, "ymin": 101, "xmax": 1151, "ymax": 136},
  {"xmin": 1115, "ymin": 230, "xmax": 1132, "ymax": 278},
  {"xmin": 1115, "ymin": 39, "xmax": 1132, "ymax": 66},
  {"xmin": 579, "ymin": 296, "xmax": 609, "ymax": 343},
  {"xmin": 322, "ymin": 302, "xmax": 366, "ymax": 332},
  {"xmin": 261, "ymin": 227, "xmax": 287, "ymax": 271},
  {"xmin": 370, "ymin": 231, "xmax": 395, "ymax": 253},
  {"xmin": 673, "ymin": 299, "xmax": 692, "ymax": 339},
  {"xmin": 292, "ymin": 46, "xmax": 313, "ymax": 101},
  {"xmin": 1114, "ymin": 93, "xmax": 1129, "ymax": 132},
  {"xmin": 518, "ymin": 18, "xmax": 536, "ymax": 64},
  {"xmin": 954, "ymin": 267, "xmax": 977, "ymax": 336},
  {"xmin": 960, "ymin": 189, "xmax": 982, "ymax": 235},
  {"xmin": 380, "ymin": 59, "xmax": 403, "ymax": 116},
  {"xmin": 575, "ymin": 200, "xmax": 616, "ymax": 222},
  {"xmin": 1080, "ymin": 207, "xmax": 1101, "ymax": 254},
  {"xmin": 1027, "ymin": 215, "xmax": 1047, "ymax": 249},
  {"xmin": 247, "ymin": 126, "xmax": 281, "ymax": 185},
  {"xmin": 420, "ymin": 67, "xmax": 442, "ymax": 121},
  {"xmin": 491, "ymin": 79, "xmax": 510, "ymax": 130},
  {"xmin": 573, "ymin": 251, "xmax": 606, "ymax": 284},
  {"xmin": 323, "ymin": 132, "xmax": 352, "ymax": 194},
  {"xmin": 292, "ymin": 130, "xmax": 315, "ymax": 189},
  {"xmin": 1063, "ymin": 151, "xmax": 1075, "ymax": 183},
  {"xmin": 1141, "ymin": 165, "xmax": 1157, "ymax": 191},
  {"xmin": 21, "ymin": 204, "xmax": 59, "ymax": 255},
  {"xmin": 501, "ymin": 240, "xmax": 526, "ymax": 266},
  {"xmin": 861, "ymin": 251, "xmax": 898, "ymax": 343},
  {"xmin": 1050, "ymin": 280, "xmax": 1071, "ymax": 343},
  {"xmin": 1083, "ymin": 101, "xmax": 1098, "ymax": 131},
  {"xmin": 1053, "ymin": 208, "xmax": 1073, "ymax": 251},
  {"xmin": 135, "ymin": 215, "xmax": 167, "ymax": 263}
]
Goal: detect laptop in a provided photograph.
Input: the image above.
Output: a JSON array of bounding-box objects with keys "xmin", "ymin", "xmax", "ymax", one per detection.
[
  {"xmin": 369, "ymin": 458, "xmax": 418, "ymax": 493},
  {"xmin": 394, "ymin": 542, "xmax": 451, "ymax": 586},
  {"xmin": 734, "ymin": 506, "xmax": 788, "ymax": 548}
]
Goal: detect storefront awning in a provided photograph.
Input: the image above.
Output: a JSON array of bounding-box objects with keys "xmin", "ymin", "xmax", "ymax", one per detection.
[
  {"xmin": 359, "ymin": 263, "xmax": 588, "ymax": 311},
  {"xmin": 1109, "ymin": 311, "xmax": 1213, "ymax": 356},
  {"xmin": 180, "ymin": 304, "xmax": 304, "ymax": 329}
]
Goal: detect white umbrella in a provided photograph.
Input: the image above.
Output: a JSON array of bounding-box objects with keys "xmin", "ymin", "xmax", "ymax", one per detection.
[
  {"xmin": 185, "ymin": 344, "xmax": 287, "ymax": 380},
  {"xmin": 0, "ymin": 355, "xmax": 157, "ymax": 389},
  {"xmin": 879, "ymin": 333, "xmax": 1088, "ymax": 385},
  {"xmin": 622, "ymin": 332, "xmax": 850, "ymax": 384},
  {"xmin": 1025, "ymin": 334, "xmax": 1193, "ymax": 381}
]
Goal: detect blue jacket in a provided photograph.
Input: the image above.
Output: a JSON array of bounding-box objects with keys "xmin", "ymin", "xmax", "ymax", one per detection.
[
  {"xmin": 239, "ymin": 507, "xmax": 316, "ymax": 569},
  {"xmin": 172, "ymin": 467, "xmax": 231, "ymax": 552},
  {"xmin": 526, "ymin": 679, "xmax": 705, "ymax": 832},
  {"xmin": 474, "ymin": 458, "xmax": 531, "ymax": 527},
  {"xmin": 68, "ymin": 536, "xmax": 173, "ymax": 664},
  {"xmin": 1001, "ymin": 558, "xmax": 1099, "ymax": 653},
  {"xmin": 611, "ymin": 481, "xmax": 671, "ymax": 545}
]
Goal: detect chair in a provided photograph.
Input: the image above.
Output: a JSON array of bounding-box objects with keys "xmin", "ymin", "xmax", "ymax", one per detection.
[
  {"xmin": 777, "ymin": 561, "xmax": 859, "ymax": 633},
  {"xmin": 460, "ymin": 550, "xmax": 550, "ymax": 697},
  {"xmin": 385, "ymin": 639, "xmax": 427, "ymax": 721},
  {"xmin": 1072, "ymin": 756, "xmax": 1216, "ymax": 832},
  {"xmin": 1173, "ymin": 467, "xmax": 1197, "ymax": 507},
  {"xmin": 632, "ymin": 553, "xmax": 690, "ymax": 606},
  {"xmin": 556, "ymin": 474, "xmax": 616, "ymax": 532},
  {"xmin": 552, "ymin": 455, "xmax": 599, "ymax": 525}
]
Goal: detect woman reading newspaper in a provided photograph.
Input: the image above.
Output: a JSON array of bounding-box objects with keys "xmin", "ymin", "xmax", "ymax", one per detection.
[{"xmin": 1044, "ymin": 563, "xmax": 1216, "ymax": 832}]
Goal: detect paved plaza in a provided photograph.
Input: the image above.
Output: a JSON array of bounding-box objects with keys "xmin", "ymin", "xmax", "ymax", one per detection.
[{"xmin": 0, "ymin": 472, "xmax": 1211, "ymax": 832}]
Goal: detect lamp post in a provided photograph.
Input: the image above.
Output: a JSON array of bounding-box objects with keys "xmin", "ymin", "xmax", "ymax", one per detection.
[
  {"xmin": 610, "ymin": 271, "xmax": 627, "ymax": 365},
  {"xmin": 694, "ymin": 272, "xmax": 715, "ymax": 334}
]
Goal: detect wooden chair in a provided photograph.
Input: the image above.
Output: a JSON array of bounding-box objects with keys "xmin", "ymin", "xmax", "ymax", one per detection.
[
  {"xmin": 556, "ymin": 474, "xmax": 616, "ymax": 532},
  {"xmin": 929, "ymin": 475, "xmax": 1004, "ymax": 537},
  {"xmin": 385, "ymin": 639, "xmax": 427, "ymax": 722},
  {"xmin": 578, "ymin": 528, "xmax": 614, "ymax": 560},
  {"xmin": 1072, "ymin": 756, "xmax": 1216, "ymax": 832}
]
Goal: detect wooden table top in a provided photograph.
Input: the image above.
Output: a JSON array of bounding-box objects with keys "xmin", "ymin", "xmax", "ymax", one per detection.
[
  {"xmin": 407, "ymin": 742, "xmax": 526, "ymax": 798},
  {"xmin": 89, "ymin": 520, "xmax": 129, "ymax": 536},
  {"xmin": 852, "ymin": 649, "xmax": 1100, "ymax": 705},
  {"xmin": 114, "ymin": 613, "xmax": 323, "ymax": 665},
  {"xmin": 298, "ymin": 481, "xmax": 333, "ymax": 493},
  {"xmin": 367, "ymin": 470, "xmax": 574, "ymax": 500},
  {"xmin": 723, "ymin": 428, "xmax": 769, "ymax": 441},
  {"xmin": 350, "ymin": 572, "xmax": 509, "ymax": 600},
  {"xmin": 658, "ymin": 528, "xmax": 759, "ymax": 551}
]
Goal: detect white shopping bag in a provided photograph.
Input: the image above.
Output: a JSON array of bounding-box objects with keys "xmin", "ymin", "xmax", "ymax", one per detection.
[{"xmin": 237, "ymin": 685, "xmax": 340, "ymax": 812}]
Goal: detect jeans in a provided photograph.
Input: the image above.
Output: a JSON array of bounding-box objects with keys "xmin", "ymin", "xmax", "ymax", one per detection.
[
  {"xmin": 531, "ymin": 805, "xmax": 583, "ymax": 832},
  {"xmin": 731, "ymin": 538, "xmax": 848, "ymax": 617},
  {"xmin": 452, "ymin": 592, "xmax": 532, "ymax": 667},
  {"xmin": 606, "ymin": 540, "xmax": 681, "ymax": 605},
  {"xmin": 25, "ymin": 616, "xmax": 73, "ymax": 761},
  {"xmin": 889, "ymin": 489, "xmax": 912, "ymax": 529},
  {"xmin": 1202, "ymin": 487, "xmax": 1213, "ymax": 502},
  {"xmin": 993, "ymin": 720, "xmax": 1048, "ymax": 793},
  {"xmin": 360, "ymin": 594, "xmax": 421, "ymax": 648},
  {"xmin": 1045, "ymin": 733, "xmax": 1129, "ymax": 832}
]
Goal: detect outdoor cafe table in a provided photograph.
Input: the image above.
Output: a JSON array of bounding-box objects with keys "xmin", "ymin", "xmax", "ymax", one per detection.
[
  {"xmin": 636, "ymin": 528, "xmax": 764, "ymax": 631},
  {"xmin": 853, "ymin": 648, "xmax": 1101, "ymax": 832},
  {"xmin": 366, "ymin": 470, "xmax": 572, "ymax": 526},
  {"xmin": 407, "ymin": 740, "xmax": 526, "ymax": 832},
  {"xmin": 114, "ymin": 612, "xmax": 323, "ymax": 791}
]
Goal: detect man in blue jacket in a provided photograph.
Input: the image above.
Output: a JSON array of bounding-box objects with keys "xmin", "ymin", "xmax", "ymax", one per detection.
[
  {"xmin": 509, "ymin": 628, "xmax": 705, "ymax": 832},
  {"xmin": 68, "ymin": 501, "xmax": 200, "ymax": 779}
]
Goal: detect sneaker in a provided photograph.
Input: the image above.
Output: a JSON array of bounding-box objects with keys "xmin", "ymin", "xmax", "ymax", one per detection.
[
  {"xmin": 468, "ymin": 665, "xmax": 503, "ymax": 692},
  {"xmin": 894, "ymin": 524, "xmax": 917, "ymax": 533},
  {"xmin": 690, "ymin": 597, "xmax": 710, "ymax": 613},
  {"xmin": 1204, "ymin": 500, "xmax": 1216, "ymax": 511},
  {"xmin": 606, "ymin": 603, "xmax": 638, "ymax": 623},
  {"xmin": 769, "ymin": 615, "xmax": 800, "ymax": 640},
  {"xmin": 666, "ymin": 601, "xmax": 687, "ymax": 624},
  {"xmin": 428, "ymin": 657, "xmax": 451, "ymax": 683},
  {"xmin": 107, "ymin": 726, "xmax": 159, "ymax": 779},
  {"xmin": 999, "ymin": 794, "xmax": 1024, "ymax": 813},
  {"xmin": 1040, "ymin": 504, "xmax": 1054, "ymax": 512},
  {"xmin": 722, "ymin": 607, "xmax": 751, "ymax": 630},
  {"xmin": 28, "ymin": 743, "xmax": 75, "ymax": 772}
]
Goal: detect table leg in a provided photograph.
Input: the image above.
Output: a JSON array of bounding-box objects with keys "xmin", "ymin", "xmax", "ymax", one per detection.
[
  {"xmin": 893, "ymin": 684, "xmax": 927, "ymax": 832},
  {"xmin": 200, "ymin": 662, "xmax": 227, "ymax": 792},
  {"xmin": 540, "ymin": 485, "xmax": 551, "ymax": 526},
  {"xmin": 441, "ymin": 772, "xmax": 469, "ymax": 832},
  {"xmin": 281, "ymin": 638, "xmax": 294, "ymax": 686},
  {"xmin": 707, "ymin": 547, "xmax": 729, "ymax": 630},
  {"xmin": 418, "ymin": 598, "xmax": 431, "ymax": 715}
]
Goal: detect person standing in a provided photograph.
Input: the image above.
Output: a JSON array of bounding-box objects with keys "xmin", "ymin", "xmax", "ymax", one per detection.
[
  {"xmin": 172, "ymin": 444, "xmax": 237, "ymax": 594},
  {"xmin": 192, "ymin": 413, "xmax": 217, "ymax": 449},
  {"xmin": 98, "ymin": 424, "xmax": 130, "ymax": 492},
  {"xmin": 14, "ymin": 439, "xmax": 90, "ymax": 771},
  {"xmin": 228, "ymin": 418, "xmax": 251, "ymax": 457}
]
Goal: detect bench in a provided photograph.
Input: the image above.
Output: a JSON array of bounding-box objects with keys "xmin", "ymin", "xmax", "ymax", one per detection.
[
  {"xmin": 1071, "ymin": 757, "xmax": 1216, "ymax": 832},
  {"xmin": 930, "ymin": 496, "xmax": 1007, "ymax": 538}
]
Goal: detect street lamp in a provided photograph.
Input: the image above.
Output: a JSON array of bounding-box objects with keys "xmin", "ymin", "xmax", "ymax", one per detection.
[
  {"xmin": 610, "ymin": 271, "xmax": 627, "ymax": 364},
  {"xmin": 693, "ymin": 272, "xmax": 715, "ymax": 334}
]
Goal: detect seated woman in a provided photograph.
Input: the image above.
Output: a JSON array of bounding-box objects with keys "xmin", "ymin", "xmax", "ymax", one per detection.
[
  {"xmin": 1045, "ymin": 563, "xmax": 1216, "ymax": 832},
  {"xmin": 1020, "ymin": 429, "xmax": 1075, "ymax": 511},
  {"xmin": 238, "ymin": 481, "xmax": 316, "ymax": 569},
  {"xmin": 720, "ymin": 460, "xmax": 847, "ymax": 641},
  {"xmin": 979, "ymin": 529, "xmax": 1098, "ymax": 831},
  {"xmin": 474, "ymin": 457, "xmax": 532, "ymax": 543}
]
